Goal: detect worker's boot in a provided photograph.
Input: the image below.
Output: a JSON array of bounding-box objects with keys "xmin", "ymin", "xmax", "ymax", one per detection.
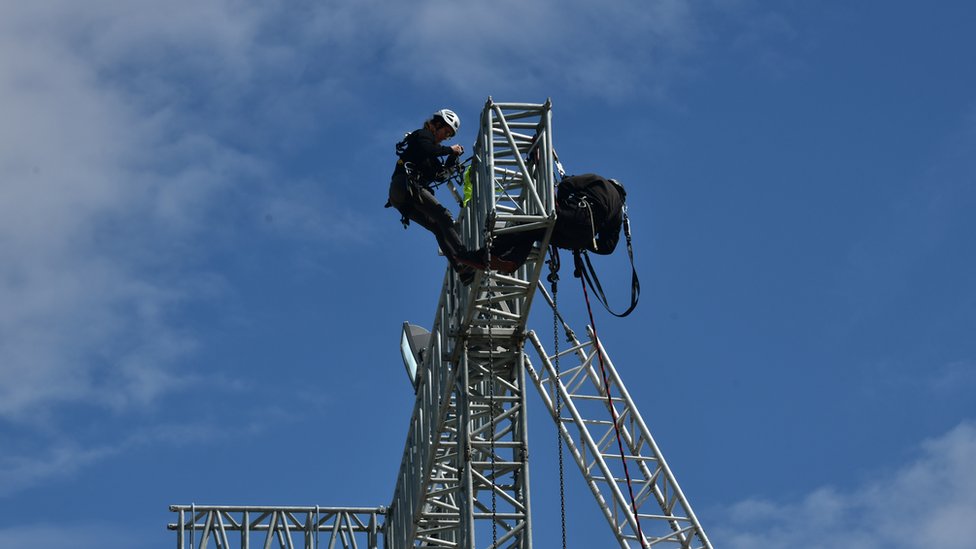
[
  {"xmin": 455, "ymin": 248, "xmax": 487, "ymax": 270},
  {"xmin": 488, "ymin": 255, "xmax": 518, "ymax": 274}
]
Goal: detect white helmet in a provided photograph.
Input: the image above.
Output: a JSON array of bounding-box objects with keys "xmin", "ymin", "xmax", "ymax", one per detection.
[{"xmin": 433, "ymin": 109, "xmax": 461, "ymax": 133}]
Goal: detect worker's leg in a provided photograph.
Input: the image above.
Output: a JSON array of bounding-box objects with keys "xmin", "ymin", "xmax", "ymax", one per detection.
[{"xmin": 409, "ymin": 187, "xmax": 465, "ymax": 265}]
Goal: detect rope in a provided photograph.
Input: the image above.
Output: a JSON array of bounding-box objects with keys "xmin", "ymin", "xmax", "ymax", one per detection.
[
  {"xmin": 547, "ymin": 248, "xmax": 568, "ymax": 549},
  {"xmin": 576, "ymin": 253, "xmax": 648, "ymax": 548}
]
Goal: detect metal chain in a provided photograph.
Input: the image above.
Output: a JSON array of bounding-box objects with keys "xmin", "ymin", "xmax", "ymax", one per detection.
[
  {"xmin": 485, "ymin": 212, "xmax": 498, "ymax": 549},
  {"xmin": 548, "ymin": 249, "xmax": 568, "ymax": 549}
]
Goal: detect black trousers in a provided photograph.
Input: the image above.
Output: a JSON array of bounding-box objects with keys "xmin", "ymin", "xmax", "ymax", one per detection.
[{"xmin": 389, "ymin": 174, "xmax": 464, "ymax": 267}]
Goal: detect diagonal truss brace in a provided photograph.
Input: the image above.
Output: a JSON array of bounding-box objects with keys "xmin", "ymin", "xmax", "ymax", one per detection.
[
  {"xmin": 523, "ymin": 290, "xmax": 713, "ymax": 549},
  {"xmin": 167, "ymin": 505, "xmax": 384, "ymax": 549}
]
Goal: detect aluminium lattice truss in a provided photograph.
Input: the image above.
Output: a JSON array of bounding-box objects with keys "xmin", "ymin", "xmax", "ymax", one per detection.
[
  {"xmin": 524, "ymin": 287, "xmax": 713, "ymax": 548},
  {"xmin": 167, "ymin": 506, "xmax": 384, "ymax": 549},
  {"xmin": 386, "ymin": 99, "xmax": 558, "ymax": 548}
]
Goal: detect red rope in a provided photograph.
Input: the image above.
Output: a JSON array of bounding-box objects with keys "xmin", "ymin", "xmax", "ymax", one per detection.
[{"xmin": 578, "ymin": 270, "xmax": 648, "ymax": 548}]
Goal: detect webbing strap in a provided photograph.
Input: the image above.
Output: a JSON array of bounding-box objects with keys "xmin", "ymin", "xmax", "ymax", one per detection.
[{"xmin": 573, "ymin": 211, "xmax": 640, "ymax": 317}]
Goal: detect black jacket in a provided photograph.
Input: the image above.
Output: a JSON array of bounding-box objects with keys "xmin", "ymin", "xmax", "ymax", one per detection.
[
  {"xmin": 394, "ymin": 127, "xmax": 457, "ymax": 184},
  {"xmin": 556, "ymin": 174, "xmax": 626, "ymax": 254}
]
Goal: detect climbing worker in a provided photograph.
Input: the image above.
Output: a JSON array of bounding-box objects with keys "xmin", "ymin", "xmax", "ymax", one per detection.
[
  {"xmin": 387, "ymin": 109, "xmax": 473, "ymax": 275},
  {"xmin": 457, "ymin": 173, "xmax": 627, "ymax": 273}
]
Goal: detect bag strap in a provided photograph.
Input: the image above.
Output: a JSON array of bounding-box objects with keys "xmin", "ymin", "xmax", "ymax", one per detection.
[{"xmin": 572, "ymin": 209, "xmax": 640, "ymax": 317}]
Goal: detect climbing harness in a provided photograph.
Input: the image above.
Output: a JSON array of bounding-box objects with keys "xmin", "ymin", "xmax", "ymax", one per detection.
[
  {"xmin": 573, "ymin": 206, "xmax": 640, "ymax": 318},
  {"xmin": 547, "ymin": 247, "xmax": 569, "ymax": 549},
  {"xmin": 394, "ymin": 132, "xmax": 410, "ymax": 157},
  {"xmin": 386, "ymin": 156, "xmax": 471, "ymax": 230},
  {"xmin": 577, "ymin": 264, "xmax": 649, "ymax": 548},
  {"xmin": 388, "ymin": 125, "xmax": 470, "ymax": 227}
]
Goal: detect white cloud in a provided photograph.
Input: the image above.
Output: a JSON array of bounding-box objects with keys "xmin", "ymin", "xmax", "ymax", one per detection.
[
  {"xmin": 0, "ymin": 417, "xmax": 255, "ymax": 497},
  {"xmin": 196, "ymin": 0, "xmax": 705, "ymax": 103},
  {"xmin": 0, "ymin": 1, "xmax": 267, "ymax": 421},
  {"xmin": 0, "ymin": 0, "xmax": 723, "ymax": 502},
  {"xmin": 715, "ymin": 421, "xmax": 976, "ymax": 548},
  {"xmin": 0, "ymin": 441, "xmax": 121, "ymax": 497},
  {"xmin": 0, "ymin": 0, "xmax": 710, "ymax": 421},
  {"xmin": 376, "ymin": 0, "xmax": 701, "ymax": 101}
]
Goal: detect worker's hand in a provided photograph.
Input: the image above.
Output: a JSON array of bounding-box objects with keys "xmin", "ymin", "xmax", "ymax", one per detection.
[{"xmin": 451, "ymin": 144, "xmax": 464, "ymax": 155}]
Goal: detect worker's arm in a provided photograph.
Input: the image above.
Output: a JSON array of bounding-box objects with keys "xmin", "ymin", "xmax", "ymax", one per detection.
[{"xmin": 407, "ymin": 129, "xmax": 455, "ymax": 161}]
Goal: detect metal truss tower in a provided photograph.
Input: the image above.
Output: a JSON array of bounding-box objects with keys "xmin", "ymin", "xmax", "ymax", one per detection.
[
  {"xmin": 169, "ymin": 99, "xmax": 712, "ymax": 549},
  {"xmin": 387, "ymin": 99, "xmax": 558, "ymax": 549}
]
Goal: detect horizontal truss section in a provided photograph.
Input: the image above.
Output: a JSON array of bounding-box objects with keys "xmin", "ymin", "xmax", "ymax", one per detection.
[{"xmin": 168, "ymin": 505, "xmax": 384, "ymax": 549}]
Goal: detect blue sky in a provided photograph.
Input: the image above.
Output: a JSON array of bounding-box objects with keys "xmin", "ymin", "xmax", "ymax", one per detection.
[{"xmin": 2, "ymin": 1, "xmax": 975, "ymax": 547}]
